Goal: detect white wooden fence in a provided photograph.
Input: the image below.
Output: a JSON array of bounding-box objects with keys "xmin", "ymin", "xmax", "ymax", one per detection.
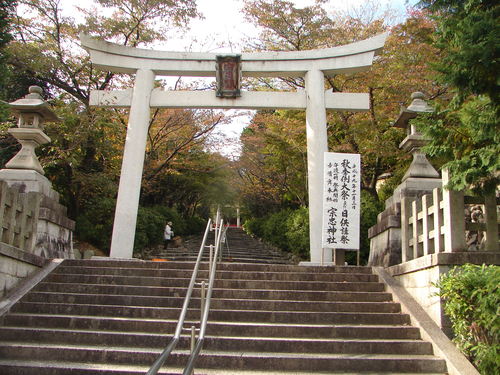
[{"xmin": 401, "ymin": 170, "xmax": 499, "ymax": 262}]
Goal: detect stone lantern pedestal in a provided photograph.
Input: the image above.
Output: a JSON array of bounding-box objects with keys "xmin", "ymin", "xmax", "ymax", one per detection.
[
  {"xmin": 0, "ymin": 86, "xmax": 75, "ymax": 259},
  {"xmin": 368, "ymin": 92, "xmax": 442, "ymax": 266}
]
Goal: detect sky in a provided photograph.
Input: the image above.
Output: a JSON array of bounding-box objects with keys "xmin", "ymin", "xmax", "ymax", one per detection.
[{"xmin": 56, "ymin": 0, "xmax": 418, "ymax": 157}]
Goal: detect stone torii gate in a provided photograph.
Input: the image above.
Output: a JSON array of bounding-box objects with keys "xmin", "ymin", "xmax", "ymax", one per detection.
[{"xmin": 80, "ymin": 33, "xmax": 387, "ymax": 262}]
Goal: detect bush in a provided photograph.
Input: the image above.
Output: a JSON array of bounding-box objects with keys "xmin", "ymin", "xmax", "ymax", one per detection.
[
  {"xmin": 76, "ymin": 200, "xmax": 207, "ymax": 254},
  {"xmin": 134, "ymin": 206, "xmax": 166, "ymax": 253},
  {"xmin": 243, "ymin": 217, "xmax": 266, "ymax": 238},
  {"xmin": 184, "ymin": 215, "xmax": 207, "ymax": 234},
  {"xmin": 243, "ymin": 207, "xmax": 310, "ymax": 259},
  {"xmin": 358, "ymin": 191, "xmax": 383, "ymax": 264},
  {"xmin": 285, "ymin": 207, "xmax": 309, "ymax": 258},
  {"xmin": 261, "ymin": 210, "xmax": 292, "ymax": 251},
  {"xmin": 75, "ymin": 197, "xmax": 116, "ymax": 253},
  {"xmin": 435, "ymin": 264, "xmax": 500, "ymax": 375}
]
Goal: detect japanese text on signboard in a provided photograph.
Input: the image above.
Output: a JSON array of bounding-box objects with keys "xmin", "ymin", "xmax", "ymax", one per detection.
[{"xmin": 322, "ymin": 153, "xmax": 360, "ymax": 249}]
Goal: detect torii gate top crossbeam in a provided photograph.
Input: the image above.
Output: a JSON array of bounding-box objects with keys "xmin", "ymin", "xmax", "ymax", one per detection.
[{"xmin": 80, "ymin": 33, "xmax": 387, "ymax": 77}]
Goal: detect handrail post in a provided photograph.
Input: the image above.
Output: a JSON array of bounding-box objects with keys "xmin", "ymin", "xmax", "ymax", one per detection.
[
  {"xmin": 190, "ymin": 325, "xmax": 196, "ymax": 353},
  {"xmin": 200, "ymin": 280, "xmax": 206, "ymax": 321},
  {"xmin": 209, "ymin": 245, "xmax": 213, "ymax": 275}
]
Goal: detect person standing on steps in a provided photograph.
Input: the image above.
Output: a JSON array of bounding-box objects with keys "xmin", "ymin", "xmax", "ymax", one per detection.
[{"xmin": 164, "ymin": 221, "xmax": 174, "ymax": 249}]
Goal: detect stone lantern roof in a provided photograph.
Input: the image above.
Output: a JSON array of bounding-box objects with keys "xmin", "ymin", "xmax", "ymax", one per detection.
[
  {"xmin": 393, "ymin": 91, "xmax": 433, "ymax": 129},
  {"xmin": 8, "ymin": 86, "xmax": 60, "ymax": 126}
]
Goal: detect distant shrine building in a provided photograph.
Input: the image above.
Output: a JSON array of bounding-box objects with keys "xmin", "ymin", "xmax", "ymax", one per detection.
[{"xmin": 80, "ymin": 33, "xmax": 387, "ymax": 262}]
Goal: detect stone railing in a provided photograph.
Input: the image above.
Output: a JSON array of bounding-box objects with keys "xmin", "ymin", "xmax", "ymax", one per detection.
[
  {"xmin": 0, "ymin": 181, "xmax": 75, "ymax": 298},
  {"xmin": 0, "ymin": 181, "xmax": 40, "ymax": 252},
  {"xmin": 401, "ymin": 171, "xmax": 499, "ymax": 262},
  {"xmin": 371, "ymin": 170, "xmax": 499, "ymax": 335}
]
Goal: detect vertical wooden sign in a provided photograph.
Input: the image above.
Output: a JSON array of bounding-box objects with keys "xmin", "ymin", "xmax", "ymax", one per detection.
[{"xmin": 322, "ymin": 152, "xmax": 360, "ymax": 249}]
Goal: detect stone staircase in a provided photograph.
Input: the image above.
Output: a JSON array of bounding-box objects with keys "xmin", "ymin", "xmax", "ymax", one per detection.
[
  {"xmin": 153, "ymin": 227, "xmax": 291, "ymax": 264},
  {"xmin": 0, "ymin": 255, "xmax": 448, "ymax": 374}
]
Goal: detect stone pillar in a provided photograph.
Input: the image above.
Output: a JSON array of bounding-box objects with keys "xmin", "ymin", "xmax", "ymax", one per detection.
[
  {"xmin": 304, "ymin": 70, "xmax": 330, "ymax": 263},
  {"xmin": 236, "ymin": 207, "xmax": 240, "ymax": 228},
  {"xmin": 110, "ymin": 69, "xmax": 155, "ymax": 258}
]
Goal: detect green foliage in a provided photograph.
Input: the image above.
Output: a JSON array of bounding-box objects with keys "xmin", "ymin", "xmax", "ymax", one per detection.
[
  {"xmin": 133, "ymin": 206, "xmax": 166, "ymax": 253},
  {"xmin": 435, "ymin": 264, "xmax": 500, "ymax": 374},
  {"xmin": 284, "ymin": 207, "xmax": 310, "ymax": 258},
  {"xmin": 0, "ymin": 0, "xmax": 16, "ymax": 75},
  {"xmin": 418, "ymin": 0, "xmax": 499, "ymax": 102},
  {"xmin": 183, "ymin": 215, "xmax": 206, "ymax": 235},
  {"xmin": 244, "ymin": 208, "xmax": 309, "ymax": 258},
  {"xmin": 416, "ymin": 96, "xmax": 500, "ymax": 193},
  {"xmin": 261, "ymin": 209, "xmax": 292, "ymax": 252},
  {"xmin": 416, "ymin": 0, "xmax": 499, "ymax": 194},
  {"xmin": 357, "ymin": 191, "xmax": 384, "ymax": 264},
  {"xmin": 245, "ymin": 193, "xmax": 381, "ymax": 263},
  {"xmin": 75, "ymin": 197, "xmax": 116, "ymax": 253}
]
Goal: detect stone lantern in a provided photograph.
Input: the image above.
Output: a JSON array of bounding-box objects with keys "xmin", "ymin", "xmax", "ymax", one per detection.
[
  {"xmin": 367, "ymin": 91, "xmax": 442, "ymax": 267},
  {"xmin": 4, "ymin": 86, "xmax": 59, "ymax": 175},
  {"xmin": 393, "ymin": 91, "xmax": 439, "ymax": 181},
  {"xmin": 0, "ymin": 86, "xmax": 75, "ymax": 259}
]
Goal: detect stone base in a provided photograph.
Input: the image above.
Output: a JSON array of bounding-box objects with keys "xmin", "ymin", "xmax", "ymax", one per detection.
[
  {"xmin": 0, "ymin": 169, "xmax": 59, "ymax": 201},
  {"xmin": 0, "ymin": 168, "xmax": 75, "ymax": 259},
  {"xmin": 0, "ymin": 242, "xmax": 48, "ymax": 299},
  {"xmin": 385, "ymin": 177, "xmax": 442, "ymax": 208},
  {"xmin": 386, "ymin": 251, "xmax": 500, "ymax": 337},
  {"xmin": 299, "ymin": 261, "xmax": 337, "ymax": 266},
  {"xmin": 368, "ymin": 227, "xmax": 401, "ymax": 267}
]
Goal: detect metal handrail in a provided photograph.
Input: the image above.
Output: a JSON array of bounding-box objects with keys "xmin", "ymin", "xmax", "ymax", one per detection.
[
  {"xmin": 182, "ymin": 218, "xmax": 224, "ymax": 375},
  {"xmin": 146, "ymin": 218, "xmax": 213, "ymax": 375}
]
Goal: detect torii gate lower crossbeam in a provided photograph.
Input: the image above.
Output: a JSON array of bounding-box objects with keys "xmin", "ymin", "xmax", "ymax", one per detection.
[{"xmin": 81, "ymin": 33, "xmax": 387, "ymax": 263}]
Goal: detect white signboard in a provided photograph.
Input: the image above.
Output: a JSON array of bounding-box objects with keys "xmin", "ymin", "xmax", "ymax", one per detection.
[{"xmin": 322, "ymin": 152, "xmax": 360, "ymax": 249}]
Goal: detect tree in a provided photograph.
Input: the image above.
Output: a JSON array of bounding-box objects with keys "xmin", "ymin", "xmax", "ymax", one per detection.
[
  {"xmin": 240, "ymin": 2, "xmax": 443, "ymax": 199},
  {"xmin": 0, "ymin": 0, "xmax": 16, "ymax": 86},
  {"xmin": 415, "ymin": 0, "xmax": 500, "ymax": 193},
  {"xmin": 237, "ymin": 1, "xmax": 446, "ymax": 260},
  {"xmin": 2, "ymin": 0, "xmax": 202, "ymax": 219},
  {"xmin": 418, "ymin": 0, "xmax": 499, "ymax": 103},
  {"xmin": 2, "ymin": 0, "xmax": 237, "ymax": 253}
]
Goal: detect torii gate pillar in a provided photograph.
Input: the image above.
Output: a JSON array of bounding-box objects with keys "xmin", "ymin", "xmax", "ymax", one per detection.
[
  {"xmin": 80, "ymin": 33, "xmax": 387, "ymax": 261},
  {"xmin": 305, "ymin": 70, "xmax": 330, "ymax": 262},
  {"xmin": 110, "ymin": 69, "xmax": 155, "ymax": 258}
]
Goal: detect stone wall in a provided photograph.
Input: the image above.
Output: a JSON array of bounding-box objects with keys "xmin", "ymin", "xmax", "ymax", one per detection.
[
  {"xmin": 0, "ymin": 173, "xmax": 75, "ymax": 259},
  {"xmin": 386, "ymin": 252, "xmax": 500, "ymax": 337},
  {"xmin": 36, "ymin": 196, "xmax": 74, "ymax": 259},
  {"xmin": 0, "ymin": 242, "xmax": 48, "ymax": 299}
]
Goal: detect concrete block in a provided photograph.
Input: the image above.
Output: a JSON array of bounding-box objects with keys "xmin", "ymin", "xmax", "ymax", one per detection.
[
  {"xmin": 83, "ymin": 250, "xmax": 95, "ymax": 259},
  {"xmin": 73, "ymin": 248, "xmax": 82, "ymax": 259}
]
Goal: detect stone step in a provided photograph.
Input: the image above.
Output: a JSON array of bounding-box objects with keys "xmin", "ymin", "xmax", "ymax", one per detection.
[
  {"xmin": 23, "ymin": 292, "xmax": 401, "ymax": 313},
  {"xmin": 10, "ymin": 302, "xmax": 411, "ymax": 325},
  {"xmin": 0, "ymin": 257, "xmax": 447, "ymax": 374},
  {"xmin": 0, "ymin": 327, "xmax": 434, "ymax": 354},
  {"xmin": 0, "ymin": 360, "xmax": 448, "ymax": 375},
  {"xmin": 45, "ymin": 273, "xmax": 384, "ymax": 292},
  {"xmin": 0, "ymin": 343, "xmax": 447, "ymax": 373},
  {"xmin": 155, "ymin": 256, "xmax": 290, "ymax": 264},
  {"xmin": 53, "ymin": 265, "xmax": 379, "ymax": 282},
  {"xmin": 60, "ymin": 259, "xmax": 373, "ymax": 274},
  {"xmin": 3, "ymin": 314, "xmax": 422, "ymax": 339},
  {"xmin": 34, "ymin": 282, "xmax": 395, "ymax": 302}
]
